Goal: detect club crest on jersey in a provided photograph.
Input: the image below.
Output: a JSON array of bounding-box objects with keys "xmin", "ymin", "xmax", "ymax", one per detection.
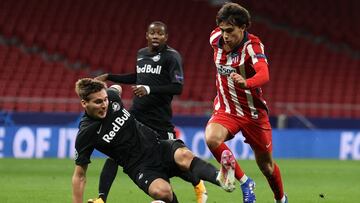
[
  {"xmin": 232, "ymin": 56, "xmax": 240, "ymax": 64},
  {"xmin": 112, "ymin": 102, "xmax": 121, "ymax": 112},
  {"xmin": 216, "ymin": 64, "xmax": 236, "ymax": 76},
  {"xmin": 152, "ymin": 54, "xmax": 161, "ymax": 62},
  {"xmin": 230, "ymin": 53, "xmax": 239, "ymax": 64}
]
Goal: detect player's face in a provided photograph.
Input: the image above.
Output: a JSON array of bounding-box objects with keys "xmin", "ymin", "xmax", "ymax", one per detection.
[
  {"xmin": 81, "ymin": 89, "xmax": 109, "ymax": 119},
  {"xmin": 146, "ymin": 24, "xmax": 168, "ymax": 51},
  {"xmin": 219, "ymin": 22, "xmax": 245, "ymax": 51}
]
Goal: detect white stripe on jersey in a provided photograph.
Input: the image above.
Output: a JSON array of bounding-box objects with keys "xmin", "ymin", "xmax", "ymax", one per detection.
[
  {"xmin": 214, "ymin": 95, "xmax": 220, "ymax": 110},
  {"xmin": 217, "ymin": 73, "xmax": 230, "ymax": 113},
  {"xmin": 247, "ymin": 44, "xmax": 258, "ymax": 64},
  {"xmin": 227, "ymin": 77, "xmax": 244, "ymax": 116},
  {"xmin": 226, "ymin": 54, "xmax": 244, "ymax": 116},
  {"xmin": 214, "ymin": 80, "xmax": 221, "ymax": 110},
  {"xmin": 210, "ymin": 31, "xmax": 222, "ymax": 45},
  {"xmin": 260, "ymin": 43, "xmax": 268, "ymax": 63},
  {"xmin": 239, "ymin": 42, "xmax": 258, "ymax": 119},
  {"xmin": 245, "ymin": 89, "xmax": 258, "ymax": 119},
  {"xmin": 216, "ymin": 48, "xmax": 223, "ymax": 64}
]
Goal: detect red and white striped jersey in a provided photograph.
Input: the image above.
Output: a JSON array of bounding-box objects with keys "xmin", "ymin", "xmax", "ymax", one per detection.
[{"xmin": 209, "ymin": 27, "xmax": 269, "ymax": 120}]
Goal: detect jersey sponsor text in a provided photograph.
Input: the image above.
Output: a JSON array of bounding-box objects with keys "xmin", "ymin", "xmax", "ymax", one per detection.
[
  {"xmin": 137, "ymin": 64, "xmax": 162, "ymax": 74},
  {"xmin": 102, "ymin": 109, "xmax": 131, "ymax": 143},
  {"xmin": 216, "ymin": 64, "xmax": 236, "ymax": 76}
]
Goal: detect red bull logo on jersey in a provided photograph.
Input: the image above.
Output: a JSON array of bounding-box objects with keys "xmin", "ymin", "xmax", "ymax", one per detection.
[
  {"xmin": 102, "ymin": 108, "xmax": 131, "ymax": 143},
  {"xmin": 216, "ymin": 64, "xmax": 236, "ymax": 76},
  {"xmin": 137, "ymin": 64, "xmax": 162, "ymax": 74}
]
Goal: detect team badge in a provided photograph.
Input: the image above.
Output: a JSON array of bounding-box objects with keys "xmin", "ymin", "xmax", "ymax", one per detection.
[
  {"xmin": 112, "ymin": 102, "xmax": 121, "ymax": 112},
  {"xmin": 74, "ymin": 150, "xmax": 79, "ymax": 160},
  {"xmin": 152, "ymin": 54, "xmax": 161, "ymax": 62}
]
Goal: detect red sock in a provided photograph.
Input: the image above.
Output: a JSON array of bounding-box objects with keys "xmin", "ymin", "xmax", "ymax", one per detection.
[
  {"xmin": 266, "ymin": 164, "xmax": 284, "ymax": 200},
  {"xmin": 210, "ymin": 143, "xmax": 245, "ymax": 180}
]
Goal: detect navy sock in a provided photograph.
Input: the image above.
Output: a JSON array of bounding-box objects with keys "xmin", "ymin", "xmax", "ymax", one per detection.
[
  {"xmin": 190, "ymin": 157, "xmax": 219, "ymax": 186},
  {"xmin": 98, "ymin": 158, "xmax": 118, "ymax": 202}
]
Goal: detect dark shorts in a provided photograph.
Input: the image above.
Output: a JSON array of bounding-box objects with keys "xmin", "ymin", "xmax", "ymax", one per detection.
[{"xmin": 127, "ymin": 139, "xmax": 186, "ymax": 195}]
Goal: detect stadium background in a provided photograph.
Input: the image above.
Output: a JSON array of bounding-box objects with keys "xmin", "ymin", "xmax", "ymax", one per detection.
[{"xmin": 0, "ymin": 0, "xmax": 360, "ymax": 202}]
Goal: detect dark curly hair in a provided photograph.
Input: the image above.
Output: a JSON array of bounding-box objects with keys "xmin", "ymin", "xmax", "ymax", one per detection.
[{"xmin": 216, "ymin": 2, "xmax": 251, "ymax": 29}]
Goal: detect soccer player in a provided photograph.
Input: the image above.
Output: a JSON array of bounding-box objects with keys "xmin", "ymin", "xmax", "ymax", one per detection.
[
  {"xmin": 72, "ymin": 78, "xmax": 229, "ymax": 203},
  {"xmin": 205, "ymin": 3, "xmax": 287, "ymax": 203},
  {"xmin": 91, "ymin": 21, "xmax": 207, "ymax": 203}
]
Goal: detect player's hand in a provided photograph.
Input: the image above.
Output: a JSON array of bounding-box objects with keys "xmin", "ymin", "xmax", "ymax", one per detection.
[
  {"xmin": 230, "ymin": 72, "xmax": 247, "ymax": 88},
  {"xmin": 132, "ymin": 85, "xmax": 149, "ymax": 97},
  {"xmin": 95, "ymin": 74, "xmax": 108, "ymax": 81},
  {"xmin": 110, "ymin": 84, "xmax": 122, "ymax": 97}
]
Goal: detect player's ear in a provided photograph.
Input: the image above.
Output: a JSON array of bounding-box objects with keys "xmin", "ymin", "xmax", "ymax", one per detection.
[{"xmin": 80, "ymin": 99, "xmax": 87, "ymax": 108}]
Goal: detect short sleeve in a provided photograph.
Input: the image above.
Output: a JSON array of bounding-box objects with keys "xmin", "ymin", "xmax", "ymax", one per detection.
[
  {"xmin": 247, "ymin": 41, "xmax": 268, "ymax": 65},
  {"xmin": 74, "ymin": 122, "xmax": 97, "ymax": 165}
]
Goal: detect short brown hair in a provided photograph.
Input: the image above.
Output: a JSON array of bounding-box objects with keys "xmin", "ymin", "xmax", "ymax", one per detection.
[
  {"xmin": 75, "ymin": 78, "xmax": 107, "ymax": 101},
  {"xmin": 216, "ymin": 2, "xmax": 251, "ymax": 29}
]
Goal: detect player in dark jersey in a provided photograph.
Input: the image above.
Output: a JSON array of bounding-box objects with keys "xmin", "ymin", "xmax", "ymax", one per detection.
[
  {"xmin": 91, "ymin": 21, "xmax": 207, "ymax": 203},
  {"xmin": 72, "ymin": 78, "xmax": 230, "ymax": 203}
]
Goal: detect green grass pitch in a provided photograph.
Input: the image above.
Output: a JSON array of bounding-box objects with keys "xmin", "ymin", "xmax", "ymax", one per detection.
[{"xmin": 0, "ymin": 158, "xmax": 359, "ymax": 203}]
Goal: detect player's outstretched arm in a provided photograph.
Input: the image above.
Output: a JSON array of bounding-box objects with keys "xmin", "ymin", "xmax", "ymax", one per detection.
[
  {"xmin": 72, "ymin": 164, "xmax": 88, "ymax": 203},
  {"xmin": 94, "ymin": 74, "xmax": 109, "ymax": 82}
]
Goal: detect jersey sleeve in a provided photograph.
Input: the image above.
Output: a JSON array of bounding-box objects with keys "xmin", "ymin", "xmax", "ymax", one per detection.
[
  {"xmin": 168, "ymin": 51, "xmax": 184, "ymax": 85},
  {"xmin": 209, "ymin": 27, "xmax": 222, "ymax": 49},
  {"xmin": 74, "ymin": 124, "xmax": 96, "ymax": 165},
  {"xmin": 245, "ymin": 40, "xmax": 269, "ymax": 88},
  {"xmin": 247, "ymin": 40, "xmax": 268, "ymax": 65}
]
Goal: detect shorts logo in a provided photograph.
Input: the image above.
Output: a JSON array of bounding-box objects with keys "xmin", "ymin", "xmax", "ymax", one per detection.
[{"xmin": 138, "ymin": 173, "xmax": 143, "ymax": 180}]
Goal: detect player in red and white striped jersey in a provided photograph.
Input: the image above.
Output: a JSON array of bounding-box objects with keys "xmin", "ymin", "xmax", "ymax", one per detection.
[{"xmin": 205, "ymin": 3, "xmax": 287, "ymax": 203}]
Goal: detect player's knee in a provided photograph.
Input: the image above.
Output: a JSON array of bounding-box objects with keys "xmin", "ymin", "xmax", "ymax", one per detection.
[
  {"xmin": 205, "ymin": 124, "xmax": 227, "ymax": 149},
  {"xmin": 205, "ymin": 132, "xmax": 222, "ymax": 149},
  {"xmin": 174, "ymin": 148, "xmax": 194, "ymax": 169},
  {"xmin": 149, "ymin": 183, "xmax": 173, "ymax": 201}
]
